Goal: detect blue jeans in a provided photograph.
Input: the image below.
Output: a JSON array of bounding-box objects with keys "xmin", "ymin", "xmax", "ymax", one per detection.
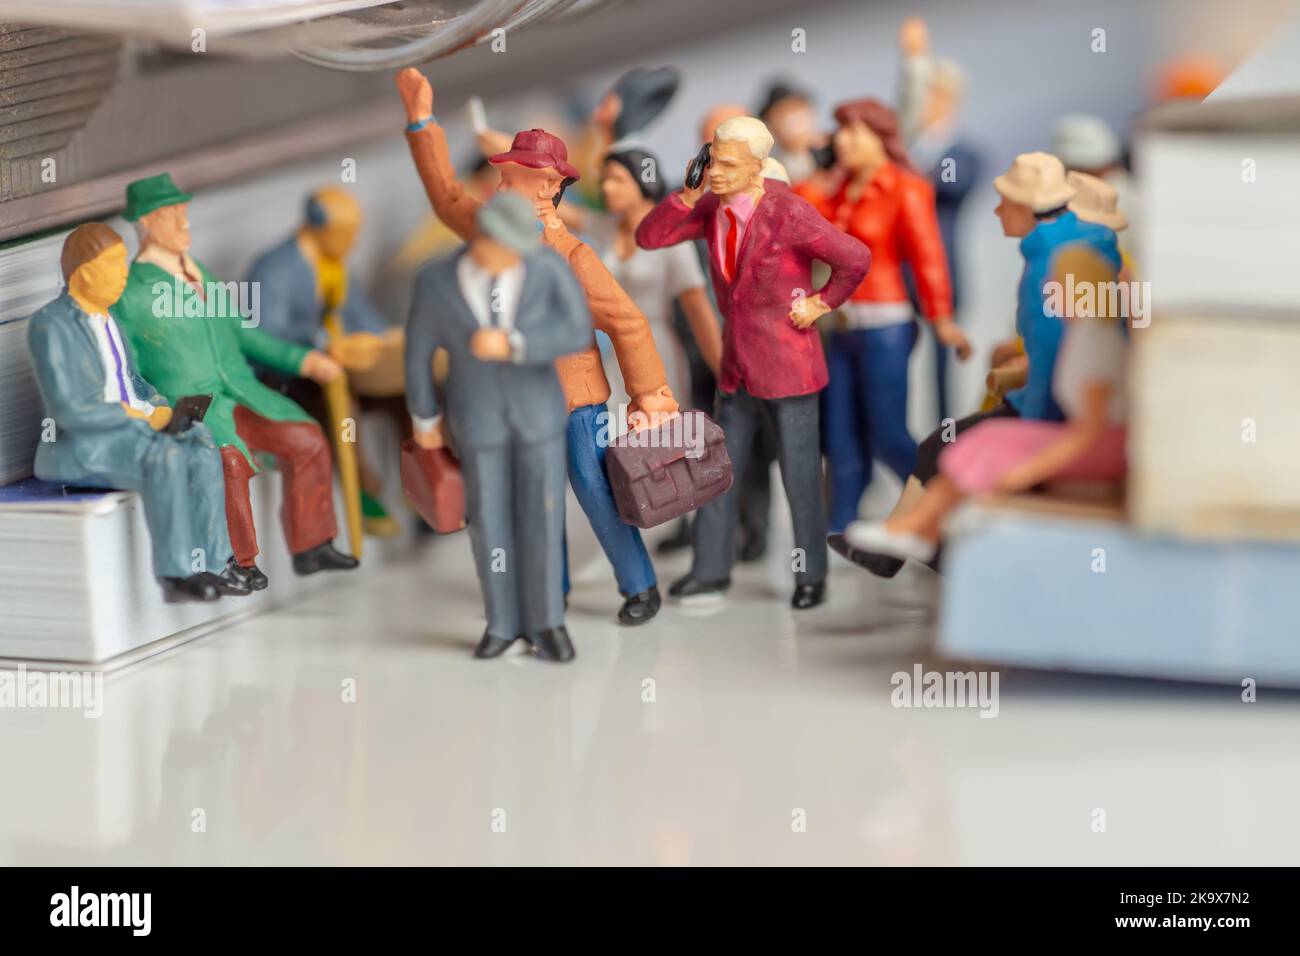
[
  {"xmin": 823, "ymin": 322, "xmax": 919, "ymax": 532},
  {"xmin": 562, "ymin": 403, "xmax": 656, "ymax": 597}
]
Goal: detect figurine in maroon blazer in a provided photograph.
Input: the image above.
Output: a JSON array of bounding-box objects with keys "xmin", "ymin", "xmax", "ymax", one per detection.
[{"xmin": 637, "ymin": 116, "xmax": 871, "ymax": 609}]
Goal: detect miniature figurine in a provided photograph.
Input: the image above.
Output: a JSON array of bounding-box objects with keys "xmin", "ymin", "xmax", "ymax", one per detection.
[
  {"xmin": 896, "ymin": 18, "xmax": 982, "ymax": 421},
  {"xmin": 636, "ymin": 115, "xmax": 872, "ymax": 609},
  {"xmin": 836, "ymin": 152, "xmax": 1121, "ymax": 574},
  {"xmin": 756, "ymin": 80, "xmax": 830, "ymax": 186},
  {"xmin": 396, "ymin": 68, "xmax": 678, "ymax": 626},
  {"xmin": 795, "ymin": 98, "xmax": 970, "ymax": 534},
  {"xmin": 1051, "ymin": 114, "xmax": 1138, "ymax": 263},
  {"xmin": 247, "ymin": 186, "xmax": 403, "ymax": 540},
  {"xmin": 406, "ymin": 193, "xmax": 593, "ymax": 662},
  {"xmin": 111, "ymin": 173, "xmax": 359, "ymax": 584},
  {"xmin": 848, "ymin": 245, "xmax": 1128, "ymax": 560},
  {"xmin": 27, "ymin": 223, "xmax": 249, "ymax": 602}
]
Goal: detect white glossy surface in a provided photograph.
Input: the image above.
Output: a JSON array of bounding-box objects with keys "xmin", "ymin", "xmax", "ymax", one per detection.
[{"xmin": 3, "ymin": 529, "xmax": 1298, "ymax": 866}]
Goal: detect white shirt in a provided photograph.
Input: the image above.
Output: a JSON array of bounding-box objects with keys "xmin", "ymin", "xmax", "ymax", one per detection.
[
  {"xmin": 86, "ymin": 312, "xmax": 153, "ymax": 413},
  {"xmin": 412, "ymin": 255, "xmax": 528, "ymax": 435},
  {"xmin": 1053, "ymin": 318, "xmax": 1128, "ymax": 424}
]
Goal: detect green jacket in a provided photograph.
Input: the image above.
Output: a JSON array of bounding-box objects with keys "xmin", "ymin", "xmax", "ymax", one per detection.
[{"xmin": 113, "ymin": 259, "xmax": 313, "ymax": 467}]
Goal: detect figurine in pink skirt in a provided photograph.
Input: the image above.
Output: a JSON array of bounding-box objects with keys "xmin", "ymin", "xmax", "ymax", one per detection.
[{"xmin": 847, "ymin": 244, "xmax": 1128, "ymax": 563}]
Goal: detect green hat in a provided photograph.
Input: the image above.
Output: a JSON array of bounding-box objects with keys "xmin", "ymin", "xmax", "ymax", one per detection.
[{"xmin": 123, "ymin": 173, "xmax": 192, "ymax": 222}]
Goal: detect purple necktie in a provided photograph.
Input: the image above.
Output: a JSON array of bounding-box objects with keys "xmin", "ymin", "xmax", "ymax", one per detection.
[{"xmin": 103, "ymin": 321, "xmax": 131, "ymax": 401}]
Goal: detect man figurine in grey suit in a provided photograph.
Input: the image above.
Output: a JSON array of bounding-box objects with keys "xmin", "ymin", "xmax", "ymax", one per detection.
[
  {"xmin": 406, "ymin": 193, "xmax": 592, "ymax": 662},
  {"xmin": 27, "ymin": 223, "xmax": 251, "ymax": 602}
]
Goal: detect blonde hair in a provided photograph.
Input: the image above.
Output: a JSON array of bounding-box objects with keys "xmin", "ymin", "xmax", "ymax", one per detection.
[
  {"xmin": 714, "ymin": 116, "xmax": 774, "ymax": 162},
  {"xmin": 761, "ymin": 157, "xmax": 790, "ymax": 184}
]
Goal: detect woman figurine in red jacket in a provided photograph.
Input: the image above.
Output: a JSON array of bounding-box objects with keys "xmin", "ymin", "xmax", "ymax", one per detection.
[{"xmin": 796, "ymin": 99, "xmax": 971, "ymax": 533}]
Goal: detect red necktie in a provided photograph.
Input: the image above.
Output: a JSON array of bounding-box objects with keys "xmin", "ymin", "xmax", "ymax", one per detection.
[{"xmin": 724, "ymin": 207, "xmax": 740, "ymax": 281}]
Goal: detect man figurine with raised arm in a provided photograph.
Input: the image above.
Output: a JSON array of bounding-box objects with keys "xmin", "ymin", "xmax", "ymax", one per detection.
[
  {"xmin": 636, "ymin": 116, "xmax": 871, "ymax": 609},
  {"xmin": 396, "ymin": 68, "xmax": 677, "ymax": 627},
  {"xmin": 406, "ymin": 193, "xmax": 593, "ymax": 662},
  {"xmin": 28, "ymin": 223, "xmax": 249, "ymax": 603}
]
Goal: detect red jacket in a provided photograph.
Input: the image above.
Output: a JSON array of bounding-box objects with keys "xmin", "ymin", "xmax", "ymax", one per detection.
[
  {"xmin": 636, "ymin": 187, "xmax": 870, "ymax": 399},
  {"xmin": 796, "ymin": 162, "xmax": 953, "ymax": 320}
]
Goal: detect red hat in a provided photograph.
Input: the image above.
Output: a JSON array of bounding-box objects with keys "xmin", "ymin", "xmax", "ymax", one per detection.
[{"xmin": 489, "ymin": 129, "xmax": 580, "ymax": 182}]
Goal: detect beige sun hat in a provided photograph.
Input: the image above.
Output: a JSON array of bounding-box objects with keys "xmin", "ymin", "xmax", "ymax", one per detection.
[
  {"xmin": 1066, "ymin": 171, "xmax": 1128, "ymax": 231},
  {"xmin": 993, "ymin": 152, "xmax": 1075, "ymax": 212}
]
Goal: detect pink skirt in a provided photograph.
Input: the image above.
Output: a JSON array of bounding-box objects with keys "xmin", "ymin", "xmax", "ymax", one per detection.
[{"xmin": 938, "ymin": 419, "xmax": 1128, "ymax": 494}]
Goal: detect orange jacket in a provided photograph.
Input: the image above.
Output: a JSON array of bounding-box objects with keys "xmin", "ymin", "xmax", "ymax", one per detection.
[
  {"xmin": 796, "ymin": 162, "xmax": 953, "ymax": 321},
  {"xmin": 405, "ymin": 123, "xmax": 671, "ymax": 413}
]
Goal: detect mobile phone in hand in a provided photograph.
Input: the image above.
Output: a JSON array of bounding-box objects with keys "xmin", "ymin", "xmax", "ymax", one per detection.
[
  {"xmin": 685, "ymin": 142, "xmax": 712, "ymax": 190},
  {"xmin": 164, "ymin": 393, "xmax": 213, "ymax": 435}
]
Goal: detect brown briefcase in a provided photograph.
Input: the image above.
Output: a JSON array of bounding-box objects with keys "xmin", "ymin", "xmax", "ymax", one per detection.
[
  {"xmin": 606, "ymin": 411, "xmax": 732, "ymax": 529},
  {"xmin": 400, "ymin": 439, "xmax": 466, "ymax": 534}
]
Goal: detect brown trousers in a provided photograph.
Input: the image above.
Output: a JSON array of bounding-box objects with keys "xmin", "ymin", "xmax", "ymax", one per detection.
[{"xmin": 221, "ymin": 406, "xmax": 337, "ymax": 565}]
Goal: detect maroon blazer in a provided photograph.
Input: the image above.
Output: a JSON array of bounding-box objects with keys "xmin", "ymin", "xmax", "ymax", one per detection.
[{"xmin": 636, "ymin": 186, "xmax": 870, "ymax": 399}]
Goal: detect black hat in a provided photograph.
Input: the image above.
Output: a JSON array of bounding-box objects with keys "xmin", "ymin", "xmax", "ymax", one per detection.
[{"xmin": 611, "ymin": 66, "xmax": 680, "ymax": 140}]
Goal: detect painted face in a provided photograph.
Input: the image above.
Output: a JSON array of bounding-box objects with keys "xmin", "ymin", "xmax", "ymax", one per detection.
[
  {"xmin": 71, "ymin": 243, "xmax": 129, "ymax": 308},
  {"xmin": 141, "ymin": 202, "xmax": 192, "ymax": 254},
  {"xmin": 833, "ymin": 121, "xmax": 887, "ymax": 172},
  {"xmin": 314, "ymin": 219, "xmax": 359, "ymax": 260},
  {"xmin": 707, "ymin": 138, "xmax": 763, "ymax": 199},
  {"xmin": 496, "ymin": 162, "xmax": 563, "ymax": 217},
  {"xmin": 767, "ymin": 98, "xmax": 816, "ymax": 151},
  {"xmin": 601, "ymin": 159, "xmax": 644, "ymax": 216},
  {"xmin": 994, "ymin": 197, "xmax": 1037, "ymax": 238}
]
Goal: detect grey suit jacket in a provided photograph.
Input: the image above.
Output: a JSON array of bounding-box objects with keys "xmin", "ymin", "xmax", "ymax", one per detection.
[
  {"xmin": 247, "ymin": 235, "xmax": 389, "ymax": 351},
  {"xmin": 27, "ymin": 293, "xmax": 175, "ymax": 479},
  {"xmin": 405, "ymin": 246, "xmax": 592, "ymax": 451}
]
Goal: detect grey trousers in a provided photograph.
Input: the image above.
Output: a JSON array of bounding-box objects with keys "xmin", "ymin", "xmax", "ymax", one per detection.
[
  {"xmin": 460, "ymin": 434, "xmax": 567, "ymax": 640},
  {"xmin": 691, "ymin": 388, "xmax": 828, "ymax": 585}
]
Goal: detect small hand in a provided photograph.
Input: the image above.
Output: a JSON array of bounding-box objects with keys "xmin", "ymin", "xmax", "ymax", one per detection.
[
  {"xmin": 469, "ymin": 328, "xmax": 511, "ymax": 361},
  {"xmin": 300, "ymin": 350, "xmax": 343, "ymax": 384},
  {"xmin": 933, "ymin": 318, "xmax": 972, "ymax": 361},
  {"xmin": 899, "ymin": 16, "xmax": 930, "ymax": 56},
  {"xmin": 148, "ymin": 405, "xmax": 174, "ymax": 431},
  {"xmin": 790, "ymin": 293, "xmax": 831, "ymax": 329},
  {"xmin": 628, "ymin": 387, "xmax": 680, "ymax": 432},
  {"xmin": 413, "ymin": 418, "xmax": 450, "ymax": 450},
  {"xmin": 329, "ymin": 333, "xmax": 385, "ymax": 372},
  {"xmin": 396, "ymin": 68, "xmax": 434, "ymax": 125}
]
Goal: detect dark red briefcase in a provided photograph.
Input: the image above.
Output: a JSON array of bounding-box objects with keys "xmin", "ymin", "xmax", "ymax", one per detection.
[
  {"xmin": 400, "ymin": 439, "xmax": 466, "ymax": 534},
  {"xmin": 606, "ymin": 411, "xmax": 732, "ymax": 529}
]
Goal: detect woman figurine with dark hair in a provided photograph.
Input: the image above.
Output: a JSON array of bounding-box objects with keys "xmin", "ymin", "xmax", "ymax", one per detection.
[
  {"xmin": 796, "ymin": 98, "xmax": 972, "ymax": 534},
  {"xmin": 591, "ymin": 147, "xmax": 723, "ymax": 410}
]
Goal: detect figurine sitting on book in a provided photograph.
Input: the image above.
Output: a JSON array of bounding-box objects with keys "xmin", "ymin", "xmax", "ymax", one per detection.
[
  {"xmin": 27, "ymin": 224, "xmax": 250, "ymax": 602},
  {"xmin": 111, "ymin": 173, "xmax": 359, "ymax": 585}
]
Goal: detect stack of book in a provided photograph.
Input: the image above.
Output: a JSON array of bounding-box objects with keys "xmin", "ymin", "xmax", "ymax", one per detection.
[{"xmin": 937, "ymin": 91, "xmax": 1300, "ymax": 687}]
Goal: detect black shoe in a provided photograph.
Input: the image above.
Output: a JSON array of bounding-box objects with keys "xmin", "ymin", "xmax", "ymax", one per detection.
[
  {"xmin": 656, "ymin": 520, "xmax": 692, "ymax": 555},
  {"xmin": 205, "ymin": 559, "xmax": 254, "ymax": 597},
  {"xmin": 791, "ymin": 580, "xmax": 827, "ymax": 610},
  {"xmin": 828, "ymin": 533, "xmax": 904, "ymax": 578},
  {"xmin": 292, "ymin": 541, "xmax": 360, "ymax": 576},
  {"xmin": 737, "ymin": 529, "xmax": 767, "ymax": 563},
  {"xmin": 474, "ymin": 632, "xmax": 521, "ymax": 659},
  {"xmin": 530, "ymin": 626, "xmax": 576, "ymax": 663},
  {"xmin": 234, "ymin": 562, "xmax": 269, "ymax": 591},
  {"xmin": 160, "ymin": 574, "xmax": 220, "ymax": 604},
  {"xmin": 618, "ymin": 586, "xmax": 661, "ymax": 626},
  {"xmin": 668, "ymin": 574, "xmax": 730, "ymax": 599}
]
